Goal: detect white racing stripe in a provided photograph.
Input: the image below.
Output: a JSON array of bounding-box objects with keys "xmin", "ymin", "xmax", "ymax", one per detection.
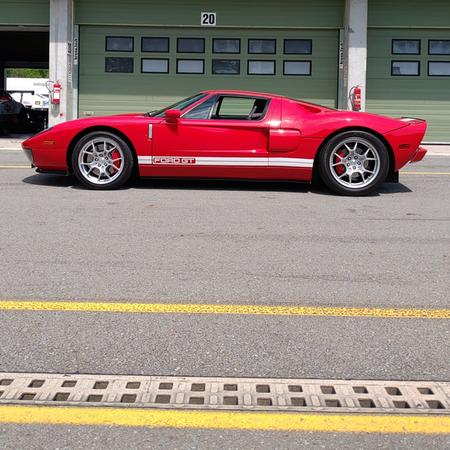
[
  {"xmin": 137, "ymin": 156, "xmax": 313, "ymax": 168},
  {"xmin": 269, "ymin": 157, "xmax": 314, "ymax": 168},
  {"xmin": 138, "ymin": 156, "xmax": 152, "ymax": 164}
]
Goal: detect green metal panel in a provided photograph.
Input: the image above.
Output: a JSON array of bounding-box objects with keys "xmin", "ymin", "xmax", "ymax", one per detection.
[
  {"xmin": 79, "ymin": 25, "xmax": 338, "ymax": 117},
  {"xmin": 75, "ymin": 0, "xmax": 344, "ymax": 28},
  {"xmin": 368, "ymin": 0, "xmax": 450, "ymax": 28},
  {"xmin": 0, "ymin": 0, "xmax": 49, "ymax": 25},
  {"xmin": 366, "ymin": 29, "xmax": 450, "ymax": 142}
]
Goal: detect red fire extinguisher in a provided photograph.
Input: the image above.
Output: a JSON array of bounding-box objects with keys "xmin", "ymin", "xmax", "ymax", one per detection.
[
  {"xmin": 350, "ymin": 85, "xmax": 361, "ymax": 111},
  {"xmin": 51, "ymin": 81, "xmax": 61, "ymax": 104}
]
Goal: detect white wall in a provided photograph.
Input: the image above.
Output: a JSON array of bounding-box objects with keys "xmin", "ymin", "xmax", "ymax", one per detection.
[
  {"xmin": 6, "ymin": 78, "xmax": 49, "ymax": 95},
  {"xmin": 344, "ymin": 0, "xmax": 368, "ymax": 111},
  {"xmin": 49, "ymin": 0, "xmax": 74, "ymax": 125}
]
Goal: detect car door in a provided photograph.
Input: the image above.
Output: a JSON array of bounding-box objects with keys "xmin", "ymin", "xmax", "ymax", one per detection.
[
  {"xmin": 266, "ymin": 97, "xmax": 315, "ymax": 180},
  {"xmin": 150, "ymin": 94, "xmax": 277, "ymax": 179}
]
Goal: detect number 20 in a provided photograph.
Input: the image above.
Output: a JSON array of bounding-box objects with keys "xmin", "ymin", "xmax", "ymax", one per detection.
[{"xmin": 202, "ymin": 13, "xmax": 216, "ymax": 25}]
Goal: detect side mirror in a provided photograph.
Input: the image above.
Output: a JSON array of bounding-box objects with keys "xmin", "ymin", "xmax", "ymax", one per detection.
[{"xmin": 165, "ymin": 109, "xmax": 181, "ymax": 123}]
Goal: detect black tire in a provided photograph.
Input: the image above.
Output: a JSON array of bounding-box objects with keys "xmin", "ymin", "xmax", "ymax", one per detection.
[
  {"xmin": 71, "ymin": 131, "xmax": 134, "ymax": 190},
  {"xmin": 318, "ymin": 131, "xmax": 390, "ymax": 196}
]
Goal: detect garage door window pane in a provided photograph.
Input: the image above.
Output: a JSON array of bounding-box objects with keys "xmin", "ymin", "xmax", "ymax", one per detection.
[
  {"xmin": 284, "ymin": 39, "xmax": 312, "ymax": 55},
  {"xmin": 177, "ymin": 59, "xmax": 204, "ymax": 74},
  {"xmin": 212, "ymin": 59, "xmax": 240, "ymax": 75},
  {"xmin": 392, "ymin": 40, "xmax": 420, "ymax": 55},
  {"xmin": 248, "ymin": 60, "xmax": 275, "ymax": 75},
  {"xmin": 213, "ymin": 39, "xmax": 240, "ymax": 53},
  {"xmin": 177, "ymin": 38, "xmax": 205, "ymax": 53},
  {"xmin": 248, "ymin": 39, "xmax": 276, "ymax": 54},
  {"xmin": 428, "ymin": 61, "xmax": 450, "ymax": 76},
  {"xmin": 391, "ymin": 61, "xmax": 419, "ymax": 76},
  {"xmin": 142, "ymin": 37, "xmax": 169, "ymax": 53},
  {"xmin": 429, "ymin": 40, "xmax": 450, "ymax": 55},
  {"xmin": 283, "ymin": 60, "xmax": 311, "ymax": 75},
  {"xmin": 105, "ymin": 57, "xmax": 134, "ymax": 73},
  {"xmin": 106, "ymin": 36, "xmax": 134, "ymax": 52},
  {"xmin": 142, "ymin": 59, "xmax": 169, "ymax": 73}
]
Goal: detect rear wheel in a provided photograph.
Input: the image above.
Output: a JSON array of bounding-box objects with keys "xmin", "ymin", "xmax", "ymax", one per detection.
[
  {"xmin": 318, "ymin": 131, "xmax": 389, "ymax": 196},
  {"xmin": 72, "ymin": 131, "xmax": 134, "ymax": 190}
]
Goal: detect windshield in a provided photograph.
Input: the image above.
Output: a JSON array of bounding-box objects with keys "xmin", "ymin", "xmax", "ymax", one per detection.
[{"xmin": 148, "ymin": 93, "xmax": 207, "ymax": 117}]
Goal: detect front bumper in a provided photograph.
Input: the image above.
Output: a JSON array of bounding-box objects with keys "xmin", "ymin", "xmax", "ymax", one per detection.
[
  {"xmin": 410, "ymin": 146, "xmax": 427, "ymax": 163},
  {"xmin": 22, "ymin": 147, "xmax": 35, "ymax": 166}
]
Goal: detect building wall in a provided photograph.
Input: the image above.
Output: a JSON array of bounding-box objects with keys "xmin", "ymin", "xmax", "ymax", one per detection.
[
  {"xmin": 2, "ymin": 0, "xmax": 449, "ymax": 140},
  {"xmin": 0, "ymin": 0, "xmax": 49, "ymax": 25}
]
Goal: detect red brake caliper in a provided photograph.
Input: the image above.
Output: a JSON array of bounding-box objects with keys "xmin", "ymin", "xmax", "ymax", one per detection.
[
  {"xmin": 111, "ymin": 149, "xmax": 121, "ymax": 173},
  {"xmin": 335, "ymin": 149, "xmax": 346, "ymax": 175}
]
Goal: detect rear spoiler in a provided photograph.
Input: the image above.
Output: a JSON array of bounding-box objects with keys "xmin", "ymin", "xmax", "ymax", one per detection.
[{"xmin": 400, "ymin": 117, "xmax": 426, "ymax": 123}]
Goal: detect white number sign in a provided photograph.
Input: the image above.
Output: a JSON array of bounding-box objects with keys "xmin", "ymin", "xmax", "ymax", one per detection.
[{"xmin": 201, "ymin": 12, "xmax": 216, "ymax": 26}]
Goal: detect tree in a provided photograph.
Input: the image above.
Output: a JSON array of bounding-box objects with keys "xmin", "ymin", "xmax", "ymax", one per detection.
[{"xmin": 5, "ymin": 68, "xmax": 49, "ymax": 78}]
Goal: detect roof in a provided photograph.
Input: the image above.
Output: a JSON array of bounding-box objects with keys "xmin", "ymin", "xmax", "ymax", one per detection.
[{"xmin": 201, "ymin": 89, "xmax": 284, "ymax": 99}]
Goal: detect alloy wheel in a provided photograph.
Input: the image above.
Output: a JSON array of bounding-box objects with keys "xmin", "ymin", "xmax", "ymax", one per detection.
[
  {"xmin": 328, "ymin": 137, "xmax": 381, "ymax": 189},
  {"xmin": 77, "ymin": 137, "xmax": 125, "ymax": 185}
]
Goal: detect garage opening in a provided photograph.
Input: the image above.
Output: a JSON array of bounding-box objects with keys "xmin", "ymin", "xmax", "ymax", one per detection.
[{"xmin": 0, "ymin": 29, "xmax": 49, "ymax": 135}]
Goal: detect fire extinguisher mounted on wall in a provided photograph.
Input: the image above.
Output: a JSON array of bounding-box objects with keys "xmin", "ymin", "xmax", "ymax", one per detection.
[
  {"xmin": 349, "ymin": 85, "xmax": 361, "ymax": 111},
  {"xmin": 46, "ymin": 80, "xmax": 61, "ymax": 105}
]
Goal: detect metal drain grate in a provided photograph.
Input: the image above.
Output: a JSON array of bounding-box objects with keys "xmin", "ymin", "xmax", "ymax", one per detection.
[{"xmin": 0, "ymin": 373, "xmax": 449, "ymax": 414}]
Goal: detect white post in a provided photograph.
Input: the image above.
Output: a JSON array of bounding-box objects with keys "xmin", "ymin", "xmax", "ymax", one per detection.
[
  {"xmin": 343, "ymin": 0, "xmax": 368, "ymax": 111},
  {"xmin": 49, "ymin": 0, "xmax": 74, "ymax": 125}
]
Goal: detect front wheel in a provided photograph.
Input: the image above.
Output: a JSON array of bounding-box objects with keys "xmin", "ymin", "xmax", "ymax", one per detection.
[
  {"xmin": 318, "ymin": 131, "xmax": 389, "ymax": 196},
  {"xmin": 72, "ymin": 131, "xmax": 134, "ymax": 190}
]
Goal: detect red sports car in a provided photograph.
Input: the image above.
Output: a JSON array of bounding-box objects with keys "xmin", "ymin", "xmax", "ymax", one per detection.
[{"xmin": 22, "ymin": 90, "xmax": 427, "ymax": 195}]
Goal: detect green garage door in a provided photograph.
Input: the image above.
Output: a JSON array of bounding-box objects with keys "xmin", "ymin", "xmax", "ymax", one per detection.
[
  {"xmin": 78, "ymin": 25, "xmax": 338, "ymax": 117},
  {"xmin": 367, "ymin": 29, "xmax": 450, "ymax": 142}
]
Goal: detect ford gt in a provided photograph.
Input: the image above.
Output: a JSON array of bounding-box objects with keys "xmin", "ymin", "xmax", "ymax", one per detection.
[{"xmin": 22, "ymin": 90, "xmax": 427, "ymax": 195}]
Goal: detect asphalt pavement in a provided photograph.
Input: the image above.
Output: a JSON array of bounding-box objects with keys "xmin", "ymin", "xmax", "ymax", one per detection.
[
  {"xmin": 1, "ymin": 424, "xmax": 449, "ymax": 450},
  {"xmin": 0, "ymin": 149, "xmax": 448, "ymax": 307},
  {"xmin": 0, "ymin": 143, "xmax": 449, "ymax": 448}
]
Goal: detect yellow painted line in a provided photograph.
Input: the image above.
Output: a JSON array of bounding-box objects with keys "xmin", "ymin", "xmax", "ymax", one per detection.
[
  {"xmin": 0, "ymin": 405, "xmax": 449, "ymax": 434},
  {"xmin": 0, "ymin": 165, "xmax": 31, "ymax": 169},
  {"xmin": 401, "ymin": 171, "xmax": 450, "ymax": 175},
  {"xmin": 0, "ymin": 300, "xmax": 449, "ymax": 319}
]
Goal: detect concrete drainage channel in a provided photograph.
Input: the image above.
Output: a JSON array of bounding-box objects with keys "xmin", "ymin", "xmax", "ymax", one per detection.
[{"xmin": 0, "ymin": 373, "xmax": 449, "ymax": 415}]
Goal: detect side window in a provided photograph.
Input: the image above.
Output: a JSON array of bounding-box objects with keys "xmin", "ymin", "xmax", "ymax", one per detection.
[
  {"xmin": 211, "ymin": 96, "xmax": 269, "ymax": 120},
  {"xmin": 183, "ymin": 96, "xmax": 217, "ymax": 119}
]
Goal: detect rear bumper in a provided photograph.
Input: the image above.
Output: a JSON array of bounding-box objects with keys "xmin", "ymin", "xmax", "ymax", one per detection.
[
  {"xmin": 411, "ymin": 146, "xmax": 427, "ymax": 163},
  {"xmin": 385, "ymin": 120, "xmax": 427, "ymax": 170}
]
